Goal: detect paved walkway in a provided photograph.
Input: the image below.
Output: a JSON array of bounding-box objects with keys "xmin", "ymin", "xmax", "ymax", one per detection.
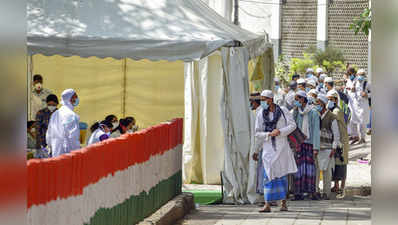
[{"xmin": 176, "ymin": 196, "xmax": 371, "ymax": 225}]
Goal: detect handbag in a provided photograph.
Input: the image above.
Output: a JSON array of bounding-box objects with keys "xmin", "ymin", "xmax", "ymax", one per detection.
[
  {"xmin": 281, "ymin": 109, "xmax": 307, "ymax": 152},
  {"xmin": 287, "ymin": 127, "xmax": 307, "ymax": 152}
]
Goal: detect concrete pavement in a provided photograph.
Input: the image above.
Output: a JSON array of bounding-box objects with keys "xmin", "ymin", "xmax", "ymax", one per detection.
[{"xmin": 176, "ymin": 196, "xmax": 371, "ymax": 225}]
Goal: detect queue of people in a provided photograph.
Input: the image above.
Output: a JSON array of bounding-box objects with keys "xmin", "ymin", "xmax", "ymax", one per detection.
[
  {"xmin": 249, "ymin": 66, "xmax": 371, "ymax": 212},
  {"xmin": 28, "ymin": 74, "xmax": 139, "ymax": 159}
]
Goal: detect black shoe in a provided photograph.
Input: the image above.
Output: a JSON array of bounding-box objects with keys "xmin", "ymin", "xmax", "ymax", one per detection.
[{"xmin": 322, "ymin": 193, "xmax": 330, "ymax": 200}]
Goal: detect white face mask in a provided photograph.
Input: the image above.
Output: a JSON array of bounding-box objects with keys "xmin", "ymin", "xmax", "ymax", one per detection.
[
  {"xmin": 34, "ymin": 83, "xmax": 42, "ymax": 91},
  {"xmin": 127, "ymin": 129, "xmax": 134, "ymax": 134},
  {"xmin": 112, "ymin": 122, "xmax": 119, "ymax": 129},
  {"xmin": 30, "ymin": 128, "xmax": 36, "ymax": 133},
  {"xmin": 48, "ymin": 106, "xmax": 57, "ymax": 112},
  {"xmin": 133, "ymin": 125, "xmax": 138, "ymax": 131}
]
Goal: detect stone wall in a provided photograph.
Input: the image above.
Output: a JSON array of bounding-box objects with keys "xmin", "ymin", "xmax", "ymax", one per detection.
[
  {"xmin": 328, "ymin": 0, "xmax": 369, "ymax": 78},
  {"xmin": 281, "ymin": 0, "xmax": 317, "ymax": 59}
]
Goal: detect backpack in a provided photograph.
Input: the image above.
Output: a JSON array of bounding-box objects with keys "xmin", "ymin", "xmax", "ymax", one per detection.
[{"xmin": 337, "ymin": 91, "xmax": 351, "ymax": 123}]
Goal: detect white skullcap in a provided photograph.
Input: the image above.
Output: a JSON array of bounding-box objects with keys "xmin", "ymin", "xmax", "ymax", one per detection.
[
  {"xmin": 316, "ymin": 68, "xmax": 324, "ymax": 73},
  {"xmin": 319, "ymin": 74, "xmax": 327, "ymax": 81},
  {"xmin": 324, "ymin": 77, "xmax": 333, "ymax": 83},
  {"xmin": 306, "ymin": 68, "xmax": 314, "ymax": 73},
  {"xmin": 327, "ymin": 90, "xmax": 339, "ymax": 98},
  {"xmin": 357, "ymin": 69, "xmax": 366, "ymax": 75},
  {"xmin": 308, "ymin": 89, "xmax": 318, "ymax": 96},
  {"xmin": 317, "ymin": 94, "xmax": 328, "ymax": 105},
  {"xmin": 274, "ymin": 77, "xmax": 280, "ymax": 82},
  {"xmin": 295, "ymin": 90, "xmax": 307, "ymax": 98},
  {"xmin": 61, "ymin": 89, "xmax": 76, "ymax": 106},
  {"xmin": 297, "ymin": 78, "xmax": 306, "ymax": 84},
  {"xmin": 307, "ymin": 79, "xmax": 316, "ymax": 87},
  {"xmin": 261, "ymin": 90, "xmax": 274, "ymax": 98}
]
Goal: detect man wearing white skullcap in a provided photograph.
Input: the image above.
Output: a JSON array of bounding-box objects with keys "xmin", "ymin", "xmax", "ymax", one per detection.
[
  {"xmin": 306, "ymin": 68, "xmax": 314, "ymax": 78},
  {"xmin": 347, "ymin": 68, "xmax": 370, "ymax": 144},
  {"xmin": 46, "ymin": 89, "xmax": 81, "ymax": 157},
  {"xmin": 253, "ymin": 90, "xmax": 297, "ymax": 212},
  {"xmin": 306, "ymin": 79, "xmax": 317, "ymax": 90},
  {"xmin": 291, "ymin": 89, "xmax": 321, "ymax": 200},
  {"xmin": 307, "ymin": 89, "xmax": 318, "ymax": 105},
  {"xmin": 317, "ymin": 74, "xmax": 328, "ymax": 94},
  {"xmin": 297, "ymin": 78, "xmax": 306, "ymax": 92},
  {"xmin": 326, "ymin": 90, "xmax": 350, "ymax": 197},
  {"xmin": 313, "ymin": 94, "xmax": 341, "ymax": 200},
  {"xmin": 316, "ymin": 68, "xmax": 324, "ymax": 76}
]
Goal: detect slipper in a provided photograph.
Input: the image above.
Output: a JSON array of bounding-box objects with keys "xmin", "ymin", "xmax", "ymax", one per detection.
[
  {"xmin": 280, "ymin": 206, "xmax": 288, "ymax": 212},
  {"xmin": 258, "ymin": 208, "xmax": 271, "ymax": 213}
]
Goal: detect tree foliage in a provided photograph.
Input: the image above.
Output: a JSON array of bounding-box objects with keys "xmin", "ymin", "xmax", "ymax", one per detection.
[{"xmin": 350, "ymin": 8, "xmax": 371, "ymax": 36}]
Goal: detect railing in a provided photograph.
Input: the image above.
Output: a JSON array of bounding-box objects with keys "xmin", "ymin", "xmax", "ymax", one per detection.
[{"xmin": 27, "ymin": 118, "xmax": 183, "ymax": 225}]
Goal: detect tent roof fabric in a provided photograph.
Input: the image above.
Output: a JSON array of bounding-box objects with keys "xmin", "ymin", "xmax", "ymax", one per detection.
[{"xmin": 27, "ymin": 0, "xmax": 270, "ymax": 61}]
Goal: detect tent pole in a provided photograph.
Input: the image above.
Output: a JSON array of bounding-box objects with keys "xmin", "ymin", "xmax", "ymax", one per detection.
[
  {"xmin": 122, "ymin": 58, "xmax": 127, "ymax": 117},
  {"xmin": 27, "ymin": 55, "xmax": 33, "ymax": 120}
]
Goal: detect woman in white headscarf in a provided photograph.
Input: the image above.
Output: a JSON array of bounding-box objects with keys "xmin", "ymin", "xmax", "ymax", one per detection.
[{"xmin": 46, "ymin": 89, "xmax": 81, "ymax": 157}]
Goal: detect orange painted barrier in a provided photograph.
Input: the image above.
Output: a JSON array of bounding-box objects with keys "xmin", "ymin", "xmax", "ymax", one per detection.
[{"xmin": 27, "ymin": 118, "xmax": 183, "ymax": 208}]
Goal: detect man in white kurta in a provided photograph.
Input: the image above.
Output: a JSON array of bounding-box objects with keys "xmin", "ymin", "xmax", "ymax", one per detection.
[
  {"xmin": 46, "ymin": 89, "xmax": 81, "ymax": 157},
  {"xmin": 252, "ymin": 90, "xmax": 297, "ymax": 212},
  {"xmin": 345, "ymin": 68, "xmax": 370, "ymax": 144}
]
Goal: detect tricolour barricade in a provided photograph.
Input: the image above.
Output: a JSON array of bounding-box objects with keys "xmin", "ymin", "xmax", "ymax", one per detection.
[{"xmin": 27, "ymin": 118, "xmax": 183, "ymax": 225}]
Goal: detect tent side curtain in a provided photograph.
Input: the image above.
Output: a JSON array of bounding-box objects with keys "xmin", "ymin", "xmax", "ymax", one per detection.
[
  {"xmin": 30, "ymin": 55, "xmax": 184, "ymax": 140},
  {"xmin": 27, "ymin": 0, "xmax": 268, "ymax": 62}
]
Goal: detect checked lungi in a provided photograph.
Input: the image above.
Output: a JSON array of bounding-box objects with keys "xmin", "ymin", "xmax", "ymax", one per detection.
[{"xmin": 263, "ymin": 168, "xmax": 288, "ymax": 202}]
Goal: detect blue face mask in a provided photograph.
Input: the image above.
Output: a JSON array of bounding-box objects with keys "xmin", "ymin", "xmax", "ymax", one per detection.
[
  {"xmin": 319, "ymin": 83, "xmax": 324, "ymax": 88},
  {"xmin": 275, "ymin": 85, "xmax": 280, "ymax": 90},
  {"xmin": 316, "ymin": 104, "xmax": 323, "ymax": 112},
  {"xmin": 350, "ymin": 75, "xmax": 355, "ymax": 81},
  {"xmin": 306, "ymin": 73, "xmax": 313, "ymax": 78},
  {"xmin": 327, "ymin": 101, "xmax": 335, "ymax": 109},
  {"xmin": 261, "ymin": 101, "xmax": 269, "ymax": 110},
  {"xmin": 294, "ymin": 100, "xmax": 302, "ymax": 108},
  {"xmin": 72, "ymin": 97, "xmax": 79, "ymax": 107},
  {"xmin": 358, "ymin": 76, "xmax": 364, "ymax": 82},
  {"xmin": 305, "ymin": 87, "xmax": 311, "ymax": 92}
]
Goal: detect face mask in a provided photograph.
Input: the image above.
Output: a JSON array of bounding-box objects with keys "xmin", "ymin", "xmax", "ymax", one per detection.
[
  {"xmin": 133, "ymin": 125, "xmax": 138, "ymax": 131},
  {"xmin": 305, "ymin": 87, "xmax": 311, "ymax": 92},
  {"xmin": 327, "ymin": 101, "xmax": 335, "ymax": 109},
  {"xmin": 106, "ymin": 132, "xmax": 111, "ymax": 137},
  {"xmin": 306, "ymin": 73, "xmax": 313, "ymax": 78},
  {"xmin": 358, "ymin": 76, "xmax": 364, "ymax": 82},
  {"xmin": 127, "ymin": 129, "xmax": 134, "ymax": 134},
  {"xmin": 319, "ymin": 83, "xmax": 324, "ymax": 88},
  {"xmin": 350, "ymin": 75, "xmax": 355, "ymax": 81},
  {"xmin": 294, "ymin": 100, "xmax": 302, "ymax": 108},
  {"xmin": 48, "ymin": 106, "xmax": 57, "ymax": 112},
  {"xmin": 112, "ymin": 122, "xmax": 119, "ymax": 129},
  {"xmin": 261, "ymin": 101, "xmax": 269, "ymax": 110},
  {"xmin": 30, "ymin": 128, "xmax": 36, "ymax": 133},
  {"xmin": 34, "ymin": 83, "xmax": 42, "ymax": 91},
  {"xmin": 72, "ymin": 97, "xmax": 79, "ymax": 107},
  {"xmin": 275, "ymin": 85, "xmax": 280, "ymax": 91},
  {"xmin": 315, "ymin": 104, "xmax": 323, "ymax": 112}
]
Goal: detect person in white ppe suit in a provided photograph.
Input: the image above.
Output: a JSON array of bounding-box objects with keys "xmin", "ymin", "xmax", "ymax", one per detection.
[
  {"xmin": 252, "ymin": 90, "xmax": 297, "ymax": 213},
  {"xmin": 87, "ymin": 120, "xmax": 113, "ymax": 145},
  {"xmin": 46, "ymin": 89, "xmax": 81, "ymax": 157}
]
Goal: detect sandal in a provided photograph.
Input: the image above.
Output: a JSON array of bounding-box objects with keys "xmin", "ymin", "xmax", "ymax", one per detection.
[
  {"xmin": 280, "ymin": 205, "xmax": 288, "ymax": 212},
  {"xmin": 258, "ymin": 207, "xmax": 271, "ymax": 213},
  {"xmin": 331, "ymin": 187, "xmax": 338, "ymax": 193}
]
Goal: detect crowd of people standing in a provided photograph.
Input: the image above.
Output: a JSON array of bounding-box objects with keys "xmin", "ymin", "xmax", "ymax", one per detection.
[
  {"xmin": 27, "ymin": 74, "xmax": 138, "ymax": 159},
  {"xmin": 249, "ymin": 66, "xmax": 371, "ymax": 212}
]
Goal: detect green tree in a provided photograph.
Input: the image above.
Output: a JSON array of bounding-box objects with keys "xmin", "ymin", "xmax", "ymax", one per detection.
[
  {"xmin": 305, "ymin": 46, "xmax": 345, "ymax": 74},
  {"xmin": 350, "ymin": 8, "xmax": 371, "ymax": 36}
]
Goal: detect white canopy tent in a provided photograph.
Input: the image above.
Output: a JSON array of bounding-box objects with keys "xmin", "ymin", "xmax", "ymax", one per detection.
[{"xmin": 28, "ymin": 0, "xmax": 274, "ymax": 204}]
